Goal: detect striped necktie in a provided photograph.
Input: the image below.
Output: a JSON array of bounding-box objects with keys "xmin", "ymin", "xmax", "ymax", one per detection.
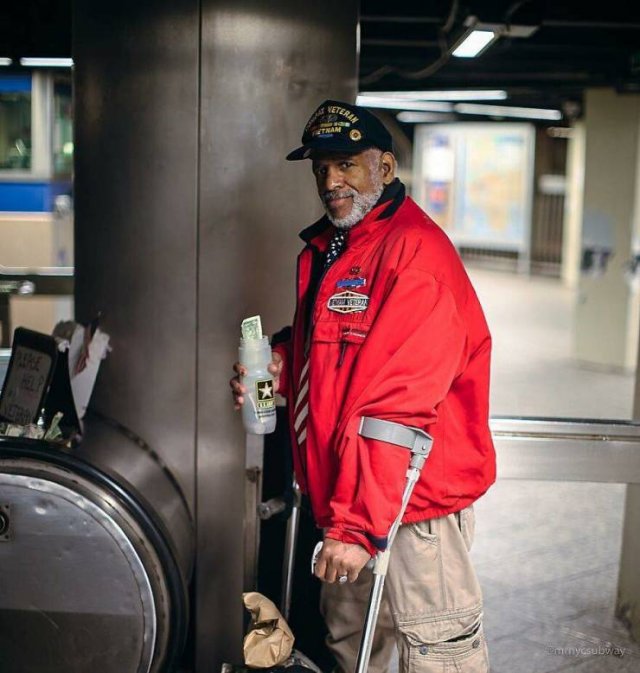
[{"xmin": 294, "ymin": 228, "xmax": 348, "ymax": 450}]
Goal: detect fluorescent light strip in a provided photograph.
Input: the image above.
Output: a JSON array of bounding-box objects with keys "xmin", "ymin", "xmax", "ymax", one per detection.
[
  {"xmin": 0, "ymin": 58, "xmax": 12, "ymax": 66},
  {"xmin": 360, "ymin": 90, "xmax": 507, "ymax": 101},
  {"xmin": 452, "ymin": 30, "xmax": 497, "ymax": 58},
  {"xmin": 356, "ymin": 96, "xmax": 453, "ymax": 112},
  {"xmin": 454, "ymin": 103, "xmax": 562, "ymax": 121},
  {"xmin": 397, "ymin": 111, "xmax": 454, "ymax": 123},
  {"xmin": 20, "ymin": 57, "xmax": 73, "ymax": 67}
]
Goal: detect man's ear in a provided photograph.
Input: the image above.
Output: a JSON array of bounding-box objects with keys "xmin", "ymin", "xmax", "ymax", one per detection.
[{"xmin": 380, "ymin": 152, "xmax": 396, "ymax": 185}]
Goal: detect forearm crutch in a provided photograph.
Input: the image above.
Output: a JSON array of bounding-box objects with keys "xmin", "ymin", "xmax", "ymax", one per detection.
[
  {"xmin": 354, "ymin": 417, "xmax": 433, "ymax": 673},
  {"xmin": 280, "ymin": 477, "xmax": 302, "ymax": 622}
]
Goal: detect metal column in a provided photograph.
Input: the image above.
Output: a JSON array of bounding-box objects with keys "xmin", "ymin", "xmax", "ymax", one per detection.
[
  {"xmin": 196, "ymin": 3, "xmax": 358, "ymax": 669},
  {"xmin": 73, "ymin": 1, "xmax": 358, "ymax": 670}
]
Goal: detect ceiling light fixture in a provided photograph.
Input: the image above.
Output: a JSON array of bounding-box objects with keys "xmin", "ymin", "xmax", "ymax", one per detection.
[
  {"xmin": 19, "ymin": 57, "xmax": 73, "ymax": 67},
  {"xmin": 355, "ymin": 95, "xmax": 453, "ymax": 112},
  {"xmin": 452, "ymin": 30, "xmax": 497, "ymax": 58},
  {"xmin": 359, "ymin": 90, "xmax": 508, "ymax": 101},
  {"xmin": 454, "ymin": 103, "xmax": 562, "ymax": 121},
  {"xmin": 0, "ymin": 58, "xmax": 12, "ymax": 66},
  {"xmin": 452, "ymin": 15, "xmax": 538, "ymax": 59}
]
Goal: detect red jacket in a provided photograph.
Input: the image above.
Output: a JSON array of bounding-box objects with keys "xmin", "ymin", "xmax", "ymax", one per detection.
[{"xmin": 273, "ymin": 183, "xmax": 496, "ymax": 556}]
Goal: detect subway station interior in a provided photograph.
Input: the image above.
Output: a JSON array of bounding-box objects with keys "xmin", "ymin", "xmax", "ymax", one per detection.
[{"xmin": 1, "ymin": 1, "xmax": 640, "ymax": 672}]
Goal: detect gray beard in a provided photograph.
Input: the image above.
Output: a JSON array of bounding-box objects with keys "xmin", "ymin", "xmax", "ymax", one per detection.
[{"xmin": 324, "ymin": 183, "xmax": 385, "ymax": 230}]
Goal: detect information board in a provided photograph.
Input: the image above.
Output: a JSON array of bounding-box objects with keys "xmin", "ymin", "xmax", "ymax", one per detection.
[{"xmin": 412, "ymin": 123, "xmax": 535, "ymax": 254}]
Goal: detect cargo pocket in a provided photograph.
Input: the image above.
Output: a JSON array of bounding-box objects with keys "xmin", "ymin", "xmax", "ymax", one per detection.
[
  {"xmin": 456, "ymin": 505, "xmax": 476, "ymax": 552},
  {"xmin": 409, "ymin": 519, "xmax": 439, "ymax": 547},
  {"xmin": 398, "ymin": 616, "xmax": 488, "ymax": 673}
]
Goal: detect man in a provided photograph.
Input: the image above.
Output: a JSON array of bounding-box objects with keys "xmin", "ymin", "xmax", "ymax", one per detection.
[{"xmin": 231, "ymin": 100, "xmax": 495, "ymax": 673}]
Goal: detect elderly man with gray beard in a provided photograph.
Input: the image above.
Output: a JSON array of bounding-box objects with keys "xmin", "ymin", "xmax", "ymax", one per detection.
[{"xmin": 231, "ymin": 100, "xmax": 495, "ymax": 673}]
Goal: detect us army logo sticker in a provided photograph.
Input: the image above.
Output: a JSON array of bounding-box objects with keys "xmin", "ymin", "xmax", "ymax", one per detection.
[
  {"xmin": 327, "ymin": 290, "xmax": 369, "ymax": 314},
  {"xmin": 255, "ymin": 379, "xmax": 275, "ymax": 412}
]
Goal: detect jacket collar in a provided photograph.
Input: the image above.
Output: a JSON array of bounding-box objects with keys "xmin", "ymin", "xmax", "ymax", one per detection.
[{"xmin": 299, "ymin": 179, "xmax": 406, "ymax": 251}]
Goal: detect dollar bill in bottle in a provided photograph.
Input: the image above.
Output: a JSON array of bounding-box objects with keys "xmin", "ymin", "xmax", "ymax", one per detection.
[
  {"xmin": 239, "ymin": 315, "xmax": 275, "ymax": 434},
  {"xmin": 241, "ymin": 315, "xmax": 263, "ymax": 341}
]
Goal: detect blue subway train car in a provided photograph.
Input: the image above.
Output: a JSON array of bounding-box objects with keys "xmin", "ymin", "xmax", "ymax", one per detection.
[{"xmin": 0, "ymin": 70, "xmax": 74, "ymax": 342}]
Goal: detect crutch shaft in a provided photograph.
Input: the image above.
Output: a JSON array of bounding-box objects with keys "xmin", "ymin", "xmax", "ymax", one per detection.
[
  {"xmin": 281, "ymin": 479, "xmax": 302, "ymax": 621},
  {"xmin": 354, "ymin": 468, "xmax": 422, "ymax": 673},
  {"xmin": 354, "ymin": 572, "xmax": 387, "ymax": 673}
]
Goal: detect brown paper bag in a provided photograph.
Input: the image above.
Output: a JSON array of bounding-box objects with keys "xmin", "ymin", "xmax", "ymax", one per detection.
[{"xmin": 242, "ymin": 592, "xmax": 295, "ymax": 668}]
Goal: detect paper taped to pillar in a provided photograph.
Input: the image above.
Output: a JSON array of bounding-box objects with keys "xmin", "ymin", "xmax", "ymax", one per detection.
[
  {"xmin": 580, "ymin": 209, "xmax": 614, "ymax": 278},
  {"xmin": 242, "ymin": 592, "xmax": 294, "ymax": 667},
  {"xmin": 52, "ymin": 320, "xmax": 110, "ymax": 419}
]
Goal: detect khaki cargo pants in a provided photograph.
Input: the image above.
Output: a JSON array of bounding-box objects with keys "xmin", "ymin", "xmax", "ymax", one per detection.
[{"xmin": 320, "ymin": 506, "xmax": 489, "ymax": 673}]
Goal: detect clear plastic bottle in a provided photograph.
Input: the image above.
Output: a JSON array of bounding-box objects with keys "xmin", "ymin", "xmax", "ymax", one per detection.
[{"xmin": 239, "ymin": 335, "xmax": 276, "ymax": 435}]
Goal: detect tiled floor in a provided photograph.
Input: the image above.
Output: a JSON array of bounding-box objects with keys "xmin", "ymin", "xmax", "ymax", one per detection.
[
  {"xmin": 471, "ymin": 268, "xmax": 635, "ymax": 420},
  {"xmin": 468, "ymin": 268, "xmax": 639, "ymax": 673}
]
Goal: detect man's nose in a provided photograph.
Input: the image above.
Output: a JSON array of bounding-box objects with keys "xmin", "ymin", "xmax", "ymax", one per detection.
[{"xmin": 324, "ymin": 166, "xmax": 344, "ymax": 191}]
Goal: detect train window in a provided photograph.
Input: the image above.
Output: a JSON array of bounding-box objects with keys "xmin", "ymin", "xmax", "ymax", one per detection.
[
  {"xmin": 53, "ymin": 80, "xmax": 72, "ymax": 176},
  {"xmin": 0, "ymin": 76, "xmax": 32, "ymax": 171}
]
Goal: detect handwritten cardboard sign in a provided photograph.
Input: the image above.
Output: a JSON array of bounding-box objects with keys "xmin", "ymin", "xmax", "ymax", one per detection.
[{"xmin": 0, "ymin": 328, "xmax": 58, "ymax": 425}]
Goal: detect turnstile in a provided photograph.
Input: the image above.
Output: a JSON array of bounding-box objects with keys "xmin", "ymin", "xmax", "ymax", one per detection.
[{"xmin": 0, "ymin": 414, "xmax": 193, "ymax": 673}]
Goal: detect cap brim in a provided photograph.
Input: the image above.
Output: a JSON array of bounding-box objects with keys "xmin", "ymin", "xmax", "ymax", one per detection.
[
  {"xmin": 285, "ymin": 138, "xmax": 373, "ymax": 161},
  {"xmin": 285, "ymin": 145, "xmax": 313, "ymax": 161}
]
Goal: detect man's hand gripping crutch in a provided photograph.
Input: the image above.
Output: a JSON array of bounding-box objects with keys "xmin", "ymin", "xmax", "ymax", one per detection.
[{"xmin": 352, "ymin": 416, "xmax": 433, "ymax": 673}]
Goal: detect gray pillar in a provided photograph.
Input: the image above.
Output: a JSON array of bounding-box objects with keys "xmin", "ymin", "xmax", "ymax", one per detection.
[
  {"xmin": 73, "ymin": 1, "xmax": 357, "ymax": 670},
  {"xmin": 572, "ymin": 89, "xmax": 640, "ymax": 370},
  {"xmin": 617, "ymin": 484, "xmax": 640, "ymax": 642},
  {"xmin": 196, "ymin": 4, "xmax": 357, "ymax": 669},
  {"xmin": 74, "ymin": 0, "xmax": 201, "ymax": 512},
  {"xmin": 561, "ymin": 120, "xmax": 585, "ymax": 289},
  {"xmin": 617, "ymin": 325, "xmax": 640, "ymax": 642},
  {"xmin": 577, "ymin": 91, "xmax": 640, "ymax": 640}
]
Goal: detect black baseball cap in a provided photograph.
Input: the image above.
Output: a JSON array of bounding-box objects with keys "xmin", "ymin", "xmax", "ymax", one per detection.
[{"xmin": 286, "ymin": 99, "xmax": 393, "ymax": 161}]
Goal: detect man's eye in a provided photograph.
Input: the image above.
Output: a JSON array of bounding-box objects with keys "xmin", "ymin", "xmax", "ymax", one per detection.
[
  {"xmin": 314, "ymin": 167, "xmax": 327, "ymax": 176},
  {"xmin": 340, "ymin": 162, "xmax": 353, "ymax": 169}
]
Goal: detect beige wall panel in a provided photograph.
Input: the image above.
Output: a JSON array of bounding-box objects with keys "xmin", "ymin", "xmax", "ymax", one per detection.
[
  {"xmin": 574, "ymin": 89, "xmax": 640, "ymax": 370},
  {"xmin": 0, "ymin": 214, "xmax": 55, "ymax": 267}
]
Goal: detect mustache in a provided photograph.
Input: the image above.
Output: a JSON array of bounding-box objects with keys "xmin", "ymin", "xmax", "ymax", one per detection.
[{"xmin": 322, "ymin": 189, "xmax": 356, "ymax": 204}]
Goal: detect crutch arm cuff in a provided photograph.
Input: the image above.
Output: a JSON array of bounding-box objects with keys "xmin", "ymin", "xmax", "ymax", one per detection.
[{"xmin": 358, "ymin": 416, "xmax": 433, "ymax": 457}]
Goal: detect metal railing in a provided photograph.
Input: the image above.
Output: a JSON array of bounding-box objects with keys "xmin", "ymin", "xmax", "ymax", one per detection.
[
  {"xmin": 491, "ymin": 416, "xmax": 640, "ymax": 483},
  {"xmin": 0, "ymin": 264, "xmax": 74, "ymax": 348}
]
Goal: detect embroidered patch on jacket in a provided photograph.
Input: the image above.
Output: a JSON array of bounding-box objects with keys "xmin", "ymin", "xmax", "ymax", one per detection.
[
  {"xmin": 327, "ymin": 290, "xmax": 369, "ymax": 314},
  {"xmin": 336, "ymin": 277, "xmax": 367, "ymax": 289}
]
